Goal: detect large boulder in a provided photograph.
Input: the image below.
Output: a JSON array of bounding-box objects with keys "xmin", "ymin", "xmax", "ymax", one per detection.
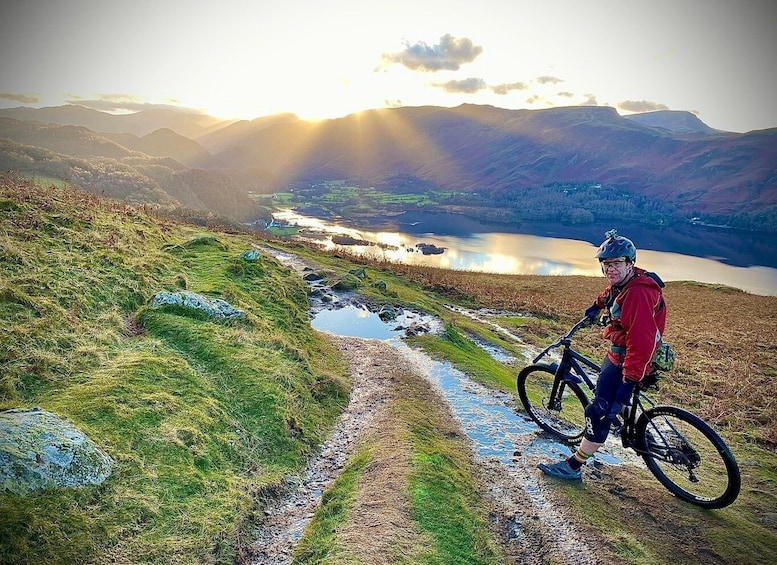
[
  {"xmin": 151, "ymin": 290, "xmax": 245, "ymax": 319},
  {"xmin": 0, "ymin": 408, "xmax": 113, "ymax": 494}
]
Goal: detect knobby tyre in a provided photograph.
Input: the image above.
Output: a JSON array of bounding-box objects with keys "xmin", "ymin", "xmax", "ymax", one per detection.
[
  {"xmin": 517, "ymin": 364, "xmax": 589, "ymax": 443},
  {"xmin": 636, "ymin": 405, "xmax": 741, "ymax": 509}
]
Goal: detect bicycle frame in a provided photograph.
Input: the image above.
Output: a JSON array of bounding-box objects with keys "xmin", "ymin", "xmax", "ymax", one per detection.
[
  {"xmin": 533, "ymin": 319, "xmax": 662, "ymax": 455},
  {"xmin": 532, "ymin": 319, "xmax": 601, "ymax": 405}
]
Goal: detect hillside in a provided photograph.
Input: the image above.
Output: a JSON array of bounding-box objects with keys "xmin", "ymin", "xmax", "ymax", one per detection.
[
  {"xmin": 1, "ymin": 104, "xmax": 775, "ymax": 232},
  {"xmin": 0, "ymin": 177, "xmax": 351, "ymax": 563},
  {"xmin": 0, "ymin": 119, "xmax": 273, "ymax": 223},
  {"xmin": 2, "ymin": 177, "xmax": 776, "ymax": 564}
]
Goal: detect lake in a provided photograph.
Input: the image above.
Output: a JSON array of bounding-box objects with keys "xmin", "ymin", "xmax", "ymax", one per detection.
[{"xmin": 272, "ymin": 210, "xmax": 777, "ymax": 297}]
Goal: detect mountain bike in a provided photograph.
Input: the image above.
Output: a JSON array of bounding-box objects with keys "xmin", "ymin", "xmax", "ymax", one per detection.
[{"xmin": 516, "ymin": 318, "xmax": 741, "ymax": 509}]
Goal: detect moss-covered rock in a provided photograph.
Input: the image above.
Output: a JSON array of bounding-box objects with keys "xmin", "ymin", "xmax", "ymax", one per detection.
[{"xmin": 0, "ymin": 408, "xmax": 113, "ymax": 494}]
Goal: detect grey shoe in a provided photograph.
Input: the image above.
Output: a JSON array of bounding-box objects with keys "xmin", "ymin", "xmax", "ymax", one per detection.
[{"xmin": 538, "ymin": 460, "xmax": 582, "ymax": 481}]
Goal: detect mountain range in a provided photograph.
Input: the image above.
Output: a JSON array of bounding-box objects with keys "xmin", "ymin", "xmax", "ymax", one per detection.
[{"xmin": 1, "ymin": 103, "xmax": 775, "ymax": 231}]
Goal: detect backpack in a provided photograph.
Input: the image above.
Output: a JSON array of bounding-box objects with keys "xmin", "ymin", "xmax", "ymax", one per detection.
[{"xmin": 653, "ymin": 342, "xmax": 675, "ymax": 372}]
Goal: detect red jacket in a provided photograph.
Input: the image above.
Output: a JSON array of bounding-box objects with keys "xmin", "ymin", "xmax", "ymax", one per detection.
[{"xmin": 593, "ymin": 267, "xmax": 667, "ymax": 382}]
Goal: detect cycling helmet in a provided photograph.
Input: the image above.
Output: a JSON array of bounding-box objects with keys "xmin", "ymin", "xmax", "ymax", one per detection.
[{"xmin": 595, "ymin": 228, "xmax": 636, "ymax": 262}]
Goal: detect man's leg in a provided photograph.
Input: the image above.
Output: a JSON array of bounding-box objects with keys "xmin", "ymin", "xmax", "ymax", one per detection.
[{"xmin": 539, "ymin": 358, "xmax": 623, "ymax": 479}]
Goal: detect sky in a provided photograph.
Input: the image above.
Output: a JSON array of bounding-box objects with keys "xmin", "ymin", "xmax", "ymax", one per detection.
[{"xmin": 1, "ymin": 0, "xmax": 775, "ymax": 133}]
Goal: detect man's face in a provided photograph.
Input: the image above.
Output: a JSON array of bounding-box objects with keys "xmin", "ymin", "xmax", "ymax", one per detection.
[{"xmin": 600, "ymin": 258, "xmax": 632, "ymax": 285}]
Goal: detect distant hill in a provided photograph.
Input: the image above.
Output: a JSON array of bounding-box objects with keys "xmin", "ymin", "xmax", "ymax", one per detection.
[
  {"xmin": 0, "ymin": 117, "xmax": 135, "ymax": 160},
  {"xmin": 102, "ymin": 128, "xmax": 213, "ymax": 167},
  {"xmin": 1, "ymin": 103, "xmax": 776, "ymax": 231},
  {"xmin": 0, "ymin": 119, "xmax": 271, "ymax": 222},
  {"xmin": 200, "ymin": 104, "xmax": 777, "ymax": 220},
  {"xmin": 623, "ymin": 110, "xmax": 719, "ymax": 135},
  {"xmin": 0, "ymin": 104, "xmax": 234, "ymax": 138}
]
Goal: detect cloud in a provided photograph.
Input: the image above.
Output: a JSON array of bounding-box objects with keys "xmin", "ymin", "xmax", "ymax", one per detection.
[
  {"xmin": 490, "ymin": 81, "xmax": 529, "ymax": 95},
  {"xmin": 581, "ymin": 94, "xmax": 599, "ymax": 106},
  {"xmin": 557, "ymin": 91, "xmax": 575, "ymax": 98},
  {"xmin": 536, "ymin": 75, "xmax": 563, "ymax": 85},
  {"xmin": 432, "ymin": 78, "xmax": 487, "ymax": 94},
  {"xmin": 381, "ymin": 34, "xmax": 483, "ymax": 72},
  {"xmin": 617, "ymin": 99, "xmax": 670, "ymax": 112},
  {"xmin": 0, "ymin": 92, "xmax": 40, "ymax": 104}
]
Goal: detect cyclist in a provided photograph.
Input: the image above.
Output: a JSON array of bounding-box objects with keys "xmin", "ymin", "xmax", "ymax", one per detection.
[{"xmin": 539, "ymin": 229, "xmax": 667, "ymax": 480}]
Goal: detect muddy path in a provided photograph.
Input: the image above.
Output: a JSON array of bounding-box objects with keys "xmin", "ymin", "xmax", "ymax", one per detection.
[
  {"xmin": 249, "ymin": 333, "xmax": 611, "ymax": 564},
  {"xmin": 246, "ymin": 246, "xmax": 715, "ymax": 565}
]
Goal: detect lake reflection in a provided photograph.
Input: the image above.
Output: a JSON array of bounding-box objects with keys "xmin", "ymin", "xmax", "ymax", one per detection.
[{"xmin": 272, "ymin": 210, "xmax": 777, "ymax": 297}]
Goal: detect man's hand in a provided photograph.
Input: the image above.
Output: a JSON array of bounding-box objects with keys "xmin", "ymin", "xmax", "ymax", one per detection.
[{"xmin": 584, "ymin": 303, "xmax": 601, "ymax": 322}]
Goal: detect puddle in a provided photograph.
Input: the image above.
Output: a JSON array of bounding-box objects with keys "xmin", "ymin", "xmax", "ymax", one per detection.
[
  {"xmin": 395, "ymin": 341, "xmax": 555, "ymax": 463},
  {"xmin": 311, "ymin": 304, "xmax": 442, "ymax": 341},
  {"xmin": 311, "ymin": 305, "xmax": 629, "ymax": 467}
]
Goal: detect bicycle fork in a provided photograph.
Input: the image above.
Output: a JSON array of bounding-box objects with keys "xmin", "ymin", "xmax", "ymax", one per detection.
[{"xmin": 549, "ymin": 360, "xmax": 584, "ymax": 407}]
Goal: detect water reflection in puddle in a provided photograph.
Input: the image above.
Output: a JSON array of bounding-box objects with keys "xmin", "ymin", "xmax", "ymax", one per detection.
[{"xmin": 312, "ymin": 305, "xmax": 400, "ymax": 339}]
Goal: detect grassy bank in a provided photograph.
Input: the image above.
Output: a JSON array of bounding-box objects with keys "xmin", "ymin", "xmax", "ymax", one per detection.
[{"xmin": 0, "ymin": 178, "xmax": 349, "ymax": 563}]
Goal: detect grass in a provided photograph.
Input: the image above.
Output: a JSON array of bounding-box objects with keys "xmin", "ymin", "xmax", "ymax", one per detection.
[
  {"xmin": 0, "ymin": 177, "xmax": 349, "ymax": 563},
  {"xmin": 411, "ymin": 325, "xmax": 516, "ymax": 391},
  {"xmin": 293, "ymin": 448, "xmax": 372, "ymax": 564},
  {"xmin": 402, "ymin": 392, "xmax": 503, "ymax": 565},
  {"xmin": 2, "ymin": 175, "xmax": 777, "ymax": 564}
]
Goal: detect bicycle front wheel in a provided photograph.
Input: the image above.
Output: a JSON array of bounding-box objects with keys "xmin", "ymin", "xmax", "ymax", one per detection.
[
  {"xmin": 517, "ymin": 364, "xmax": 589, "ymax": 443},
  {"xmin": 637, "ymin": 406, "xmax": 741, "ymax": 509}
]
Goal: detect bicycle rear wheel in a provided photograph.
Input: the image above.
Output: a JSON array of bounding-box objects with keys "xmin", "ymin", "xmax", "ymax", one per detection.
[
  {"xmin": 636, "ymin": 406, "xmax": 741, "ymax": 509},
  {"xmin": 517, "ymin": 364, "xmax": 589, "ymax": 443}
]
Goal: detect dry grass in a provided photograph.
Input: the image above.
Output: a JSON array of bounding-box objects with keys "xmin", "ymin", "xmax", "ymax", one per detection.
[
  {"xmin": 353, "ymin": 258, "xmax": 777, "ymax": 449},
  {"xmin": 367, "ymin": 261, "xmax": 603, "ymax": 317},
  {"xmin": 660, "ymin": 283, "xmax": 777, "ymax": 444}
]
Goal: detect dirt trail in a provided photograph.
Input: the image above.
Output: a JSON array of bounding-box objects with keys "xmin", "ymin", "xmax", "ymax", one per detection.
[
  {"xmin": 249, "ymin": 334, "xmax": 615, "ymax": 564},
  {"xmin": 247, "ymin": 244, "xmax": 622, "ymax": 564}
]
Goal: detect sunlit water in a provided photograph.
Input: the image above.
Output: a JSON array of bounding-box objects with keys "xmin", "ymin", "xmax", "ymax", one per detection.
[{"xmin": 273, "ymin": 210, "xmax": 777, "ymax": 296}]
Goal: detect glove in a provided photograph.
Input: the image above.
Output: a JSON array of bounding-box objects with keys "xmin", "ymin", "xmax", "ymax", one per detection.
[
  {"xmin": 584, "ymin": 303, "xmax": 601, "ymax": 322},
  {"xmin": 637, "ymin": 371, "xmax": 660, "ymax": 391}
]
